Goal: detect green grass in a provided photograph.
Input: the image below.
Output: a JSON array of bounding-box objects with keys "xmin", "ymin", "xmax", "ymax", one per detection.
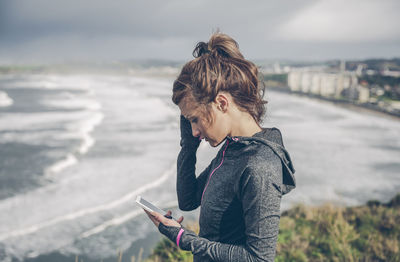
[
  {"xmin": 110, "ymin": 193, "xmax": 400, "ymax": 262},
  {"xmin": 276, "ymin": 194, "xmax": 400, "ymax": 262}
]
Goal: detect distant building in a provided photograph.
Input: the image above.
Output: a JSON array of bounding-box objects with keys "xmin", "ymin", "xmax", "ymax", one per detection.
[
  {"xmin": 288, "ymin": 71, "xmax": 302, "ymax": 91},
  {"xmin": 288, "ymin": 69, "xmax": 361, "ymax": 100},
  {"xmin": 285, "ymin": 59, "xmax": 400, "ymax": 116},
  {"xmin": 300, "ymin": 72, "xmax": 312, "ymax": 93},
  {"xmin": 358, "ymin": 85, "xmax": 370, "ymax": 103},
  {"xmin": 356, "ymin": 64, "xmax": 366, "ymax": 76},
  {"xmin": 382, "ymin": 68, "xmax": 400, "ymax": 77},
  {"xmin": 310, "ymin": 74, "xmax": 321, "ymax": 94},
  {"xmin": 273, "ymin": 63, "xmax": 282, "ymax": 74},
  {"xmin": 320, "ymin": 73, "xmax": 337, "ymax": 97}
]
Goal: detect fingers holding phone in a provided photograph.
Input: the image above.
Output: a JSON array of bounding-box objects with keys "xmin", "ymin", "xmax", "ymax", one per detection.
[
  {"xmin": 136, "ymin": 196, "xmax": 183, "ymax": 228},
  {"xmin": 144, "ymin": 209, "xmax": 183, "ymax": 228}
]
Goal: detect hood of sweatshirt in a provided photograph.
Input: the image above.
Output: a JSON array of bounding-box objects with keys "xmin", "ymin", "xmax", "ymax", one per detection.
[{"xmin": 227, "ymin": 128, "xmax": 296, "ymax": 195}]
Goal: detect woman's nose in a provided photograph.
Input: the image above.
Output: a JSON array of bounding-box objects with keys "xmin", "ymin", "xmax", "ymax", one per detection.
[{"xmin": 191, "ymin": 124, "xmax": 200, "ymax": 138}]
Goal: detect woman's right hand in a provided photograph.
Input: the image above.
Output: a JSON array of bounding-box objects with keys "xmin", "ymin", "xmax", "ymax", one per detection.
[
  {"xmin": 180, "ymin": 115, "xmax": 201, "ymax": 149},
  {"xmin": 144, "ymin": 210, "xmax": 184, "ymax": 228}
]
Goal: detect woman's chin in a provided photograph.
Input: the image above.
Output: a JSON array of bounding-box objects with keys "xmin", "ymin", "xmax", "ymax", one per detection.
[
  {"xmin": 209, "ymin": 139, "xmax": 224, "ymax": 147},
  {"xmin": 206, "ymin": 139, "xmax": 216, "ymax": 147},
  {"xmin": 209, "ymin": 142, "xmax": 217, "ymax": 147}
]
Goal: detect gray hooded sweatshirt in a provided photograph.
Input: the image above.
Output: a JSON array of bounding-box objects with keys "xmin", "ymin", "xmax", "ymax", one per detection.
[{"xmin": 159, "ymin": 127, "xmax": 296, "ymax": 262}]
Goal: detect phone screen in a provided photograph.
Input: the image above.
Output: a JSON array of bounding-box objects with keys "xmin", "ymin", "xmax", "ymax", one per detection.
[{"xmin": 136, "ymin": 196, "xmax": 167, "ymax": 215}]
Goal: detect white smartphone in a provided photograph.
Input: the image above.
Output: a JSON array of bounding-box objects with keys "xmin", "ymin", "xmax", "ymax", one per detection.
[{"xmin": 136, "ymin": 196, "xmax": 168, "ymax": 215}]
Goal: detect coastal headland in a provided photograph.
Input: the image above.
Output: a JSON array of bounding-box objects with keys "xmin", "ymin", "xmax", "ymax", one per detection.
[{"xmin": 112, "ymin": 193, "xmax": 400, "ymax": 262}]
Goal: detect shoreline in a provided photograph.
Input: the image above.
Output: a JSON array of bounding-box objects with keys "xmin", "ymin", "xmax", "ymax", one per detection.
[
  {"xmin": 268, "ymin": 86, "xmax": 400, "ymax": 122},
  {"xmin": 24, "ymin": 204, "xmax": 199, "ymax": 262}
]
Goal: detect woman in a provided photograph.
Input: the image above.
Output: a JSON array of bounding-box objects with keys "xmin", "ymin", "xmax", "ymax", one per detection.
[{"xmin": 144, "ymin": 32, "xmax": 296, "ymax": 261}]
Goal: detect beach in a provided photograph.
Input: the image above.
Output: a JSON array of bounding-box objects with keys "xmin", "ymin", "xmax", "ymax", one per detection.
[{"xmin": 0, "ymin": 73, "xmax": 399, "ymax": 261}]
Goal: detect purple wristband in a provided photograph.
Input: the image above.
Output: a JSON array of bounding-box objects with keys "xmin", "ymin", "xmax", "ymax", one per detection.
[{"xmin": 176, "ymin": 228, "xmax": 185, "ymax": 247}]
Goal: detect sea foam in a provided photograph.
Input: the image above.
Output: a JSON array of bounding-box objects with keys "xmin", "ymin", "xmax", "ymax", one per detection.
[{"xmin": 0, "ymin": 91, "xmax": 13, "ymax": 107}]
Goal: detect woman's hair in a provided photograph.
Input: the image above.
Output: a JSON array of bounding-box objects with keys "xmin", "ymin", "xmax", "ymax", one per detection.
[{"xmin": 172, "ymin": 32, "xmax": 267, "ymax": 124}]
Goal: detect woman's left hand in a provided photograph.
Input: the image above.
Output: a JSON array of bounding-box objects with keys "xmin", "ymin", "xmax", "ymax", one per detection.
[{"xmin": 144, "ymin": 209, "xmax": 184, "ymax": 228}]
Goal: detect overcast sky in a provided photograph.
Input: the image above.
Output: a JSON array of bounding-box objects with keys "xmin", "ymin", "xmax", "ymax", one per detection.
[{"xmin": 0, "ymin": 0, "xmax": 399, "ymax": 64}]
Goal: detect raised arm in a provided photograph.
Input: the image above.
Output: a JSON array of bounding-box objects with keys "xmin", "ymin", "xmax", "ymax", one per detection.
[
  {"xmin": 160, "ymin": 155, "xmax": 283, "ymax": 262},
  {"xmin": 176, "ymin": 115, "xmax": 213, "ymax": 211}
]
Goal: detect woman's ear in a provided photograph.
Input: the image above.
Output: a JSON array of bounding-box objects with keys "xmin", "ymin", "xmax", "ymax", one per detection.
[{"xmin": 215, "ymin": 92, "xmax": 229, "ymax": 113}]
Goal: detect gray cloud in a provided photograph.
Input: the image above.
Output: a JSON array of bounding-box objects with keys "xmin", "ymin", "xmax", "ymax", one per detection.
[
  {"xmin": 0, "ymin": 0, "xmax": 399, "ymax": 64},
  {"xmin": 277, "ymin": 0, "xmax": 400, "ymax": 43}
]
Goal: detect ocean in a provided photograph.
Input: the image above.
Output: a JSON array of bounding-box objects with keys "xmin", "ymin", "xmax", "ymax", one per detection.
[{"xmin": 0, "ymin": 73, "xmax": 399, "ymax": 261}]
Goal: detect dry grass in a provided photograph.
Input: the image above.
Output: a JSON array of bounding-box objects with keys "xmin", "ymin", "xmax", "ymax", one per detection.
[
  {"xmin": 276, "ymin": 194, "xmax": 400, "ymax": 262},
  {"xmin": 78, "ymin": 194, "xmax": 400, "ymax": 262}
]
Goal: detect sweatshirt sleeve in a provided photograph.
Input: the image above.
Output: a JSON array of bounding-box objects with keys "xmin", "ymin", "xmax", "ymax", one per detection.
[
  {"xmin": 161, "ymin": 158, "xmax": 283, "ymax": 262},
  {"xmin": 176, "ymin": 143, "xmax": 215, "ymax": 211}
]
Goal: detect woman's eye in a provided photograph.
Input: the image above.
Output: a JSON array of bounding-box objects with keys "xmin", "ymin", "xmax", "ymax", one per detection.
[{"xmin": 191, "ymin": 117, "xmax": 198, "ymax": 123}]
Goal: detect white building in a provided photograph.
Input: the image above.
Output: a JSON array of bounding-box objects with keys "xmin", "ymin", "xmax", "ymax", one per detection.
[
  {"xmin": 320, "ymin": 73, "xmax": 337, "ymax": 97},
  {"xmin": 288, "ymin": 71, "xmax": 302, "ymax": 91},
  {"xmin": 300, "ymin": 72, "xmax": 312, "ymax": 93},
  {"xmin": 358, "ymin": 85, "xmax": 370, "ymax": 103},
  {"xmin": 310, "ymin": 74, "xmax": 321, "ymax": 95},
  {"xmin": 288, "ymin": 70, "xmax": 359, "ymax": 99}
]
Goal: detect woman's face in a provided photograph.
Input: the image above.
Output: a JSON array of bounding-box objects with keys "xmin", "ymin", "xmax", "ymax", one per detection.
[{"xmin": 179, "ymin": 99, "xmax": 229, "ymax": 147}]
